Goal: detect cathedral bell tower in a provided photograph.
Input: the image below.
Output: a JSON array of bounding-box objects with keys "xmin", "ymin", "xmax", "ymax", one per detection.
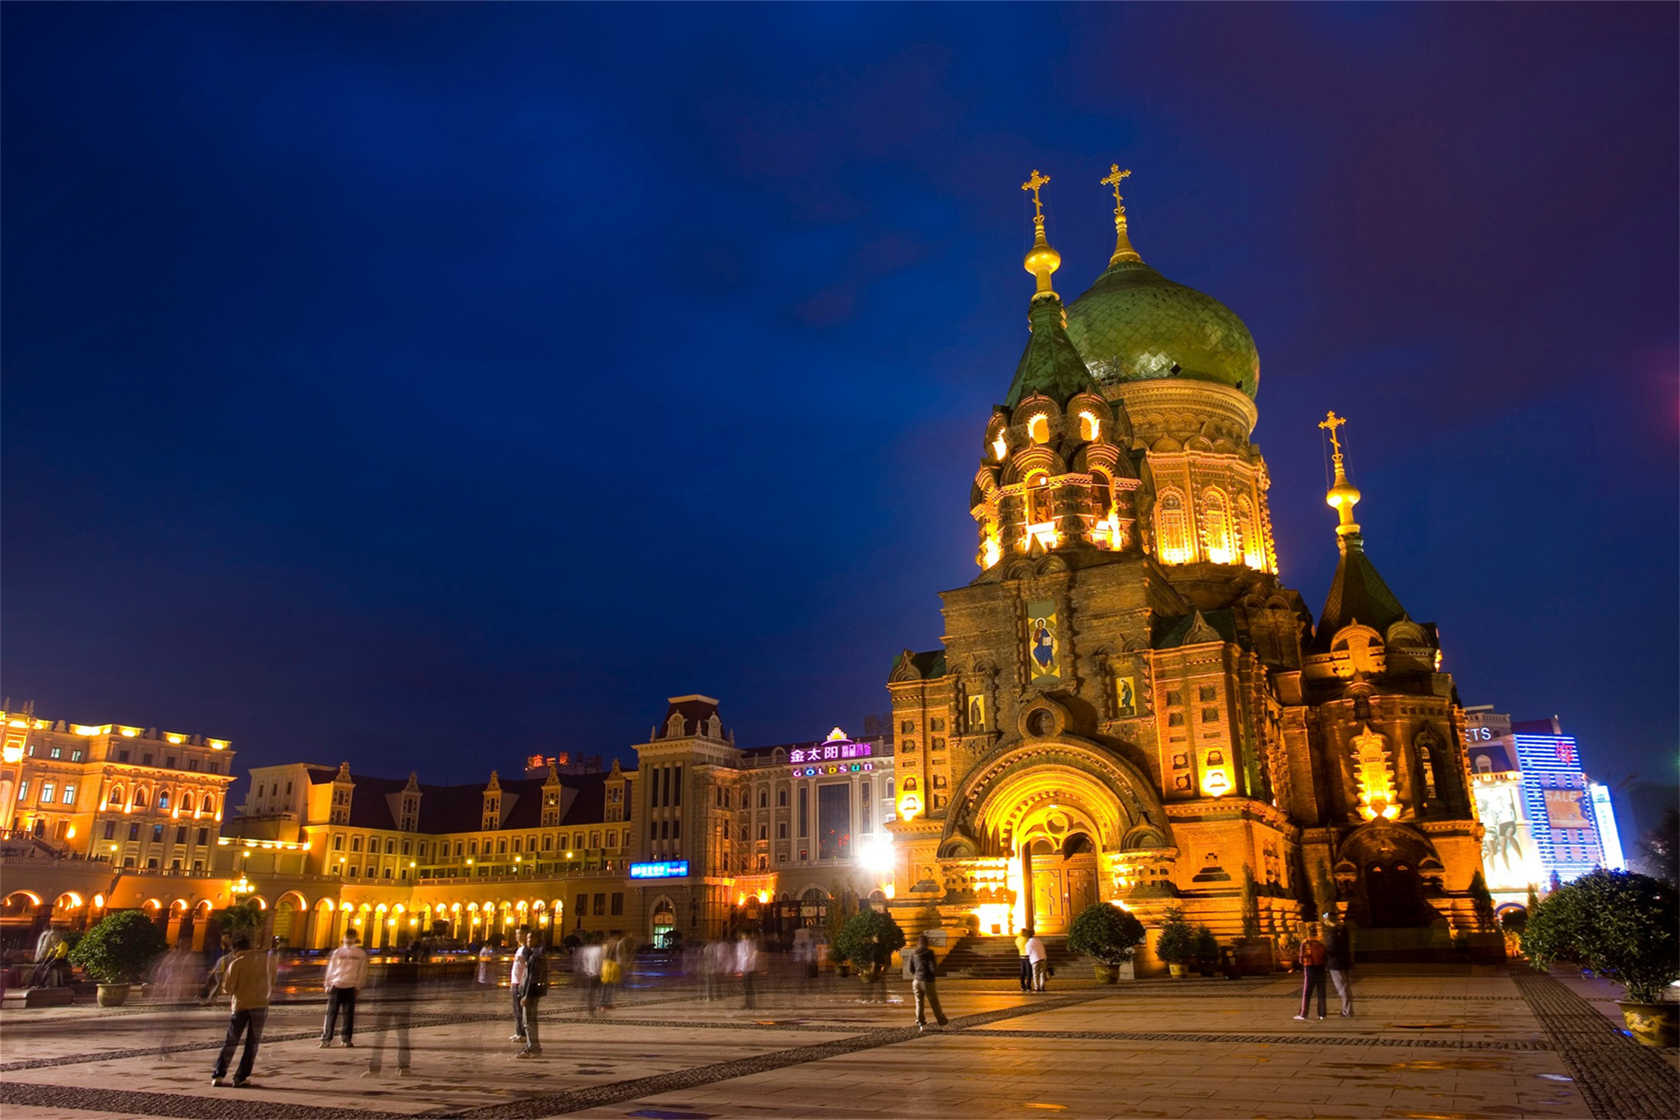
[{"xmin": 972, "ymin": 171, "xmax": 1143, "ymax": 577}]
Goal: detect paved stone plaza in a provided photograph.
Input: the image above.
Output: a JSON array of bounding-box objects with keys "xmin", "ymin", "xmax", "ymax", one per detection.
[{"xmin": 2, "ymin": 967, "xmax": 1675, "ymax": 1119}]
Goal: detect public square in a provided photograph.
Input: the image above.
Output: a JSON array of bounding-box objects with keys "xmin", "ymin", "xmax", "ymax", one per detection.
[{"xmin": 2, "ymin": 965, "xmax": 1675, "ymax": 1119}]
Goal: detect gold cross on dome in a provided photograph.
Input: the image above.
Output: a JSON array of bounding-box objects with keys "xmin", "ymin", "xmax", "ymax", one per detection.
[
  {"xmin": 1318, "ymin": 410, "xmax": 1348, "ymax": 457},
  {"xmin": 1021, "ymin": 169, "xmax": 1051, "ymax": 219},
  {"xmin": 1101, "ymin": 164, "xmax": 1131, "ymax": 214}
]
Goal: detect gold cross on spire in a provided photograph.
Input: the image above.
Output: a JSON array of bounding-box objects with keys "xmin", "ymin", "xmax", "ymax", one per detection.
[
  {"xmin": 1101, "ymin": 163, "xmax": 1131, "ymax": 217},
  {"xmin": 1020, "ymin": 169, "xmax": 1051, "ymax": 220},
  {"xmin": 1318, "ymin": 410, "xmax": 1362, "ymax": 545},
  {"xmin": 1318, "ymin": 410, "xmax": 1348, "ymax": 461},
  {"xmin": 1101, "ymin": 162, "xmax": 1142, "ymax": 265}
]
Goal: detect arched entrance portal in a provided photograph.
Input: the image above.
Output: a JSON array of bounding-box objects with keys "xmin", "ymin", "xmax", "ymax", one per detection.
[
  {"xmin": 938, "ymin": 733, "xmax": 1173, "ymax": 937},
  {"xmin": 1020, "ymin": 829, "xmax": 1101, "ymax": 934},
  {"xmin": 1337, "ymin": 822, "xmax": 1444, "ymax": 929}
]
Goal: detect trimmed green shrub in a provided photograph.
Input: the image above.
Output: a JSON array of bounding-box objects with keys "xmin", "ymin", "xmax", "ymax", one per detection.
[
  {"xmin": 70, "ymin": 910, "xmax": 167, "ymax": 984},
  {"xmin": 832, "ymin": 908, "xmax": 905, "ymax": 972},
  {"xmin": 1155, "ymin": 907, "xmax": 1196, "ymax": 965},
  {"xmin": 1067, "ymin": 903, "xmax": 1146, "ymax": 965},
  {"xmin": 1522, "ymin": 869, "xmax": 1678, "ymax": 1004},
  {"xmin": 1193, "ymin": 925, "xmax": 1220, "ymax": 965}
]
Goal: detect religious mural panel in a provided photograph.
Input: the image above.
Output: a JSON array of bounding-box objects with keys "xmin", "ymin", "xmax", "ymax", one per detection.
[{"xmin": 1026, "ymin": 600, "xmax": 1060, "ymax": 686}]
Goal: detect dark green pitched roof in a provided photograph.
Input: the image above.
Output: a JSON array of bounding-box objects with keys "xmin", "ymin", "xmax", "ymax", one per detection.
[
  {"xmin": 1312, "ymin": 541, "xmax": 1408, "ymax": 651},
  {"xmin": 889, "ymin": 648, "xmax": 948, "ymax": 681},
  {"xmin": 1152, "ymin": 608, "xmax": 1237, "ymax": 649},
  {"xmin": 1004, "ymin": 294, "xmax": 1100, "ymax": 408}
]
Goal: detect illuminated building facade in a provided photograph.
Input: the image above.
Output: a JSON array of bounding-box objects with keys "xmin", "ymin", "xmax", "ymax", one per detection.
[
  {"xmin": 1463, "ymin": 707, "xmax": 1546, "ymax": 908},
  {"xmin": 1510, "ymin": 716, "xmax": 1620, "ymax": 883},
  {"xmin": 0, "ymin": 706, "xmax": 243, "ymax": 949},
  {"xmin": 220, "ymin": 696, "xmax": 896, "ymax": 949},
  {"xmin": 884, "ymin": 169, "xmax": 1490, "ymax": 962}
]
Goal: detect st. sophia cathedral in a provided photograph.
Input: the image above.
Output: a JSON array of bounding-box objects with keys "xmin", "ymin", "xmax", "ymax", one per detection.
[{"xmin": 884, "ymin": 168, "xmax": 1488, "ymax": 961}]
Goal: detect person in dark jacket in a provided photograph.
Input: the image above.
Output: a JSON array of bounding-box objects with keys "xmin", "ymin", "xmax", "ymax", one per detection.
[
  {"xmin": 906, "ymin": 933, "xmax": 948, "ymax": 1032},
  {"xmin": 1324, "ymin": 913, "xmax": 1354, "ymax": 1017},
  {"xmin": 515, "ymin": 933, "xmax": 547, "ymax": 1058}
]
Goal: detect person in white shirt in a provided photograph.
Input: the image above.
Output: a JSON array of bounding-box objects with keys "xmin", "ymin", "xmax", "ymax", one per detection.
[
  {"xmin": 735, "ymin": 933, "xmax": 760, "ymax": 1010},
  {"xmin": 508, "ymin": 932, "xmax": 531, "ymax": 1042},
  {"xmin": 1024, "ymin": 932, "xmax": 1048, "ymax": 992},
  {"xmin": 320, "ymin": 930, "xmax": 369, "ymax": 1047},
  {"xmin": 578, "ymin": 935, "xmax": 605, "ymax": 1016}
]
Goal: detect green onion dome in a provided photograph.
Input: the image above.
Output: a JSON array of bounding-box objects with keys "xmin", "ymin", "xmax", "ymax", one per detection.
[{"xmin": 1064, "ymin": 258, "xmax": 1260, "ymax": 399}]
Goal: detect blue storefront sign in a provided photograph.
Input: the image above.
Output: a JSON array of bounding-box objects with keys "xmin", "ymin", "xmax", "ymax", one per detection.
[{"xmin": 629, "ymin": 860, "xmax": 689, "ymax": 879}]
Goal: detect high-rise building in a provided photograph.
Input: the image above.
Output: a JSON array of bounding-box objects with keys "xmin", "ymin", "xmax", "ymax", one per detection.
[{"xmin": 1511, "ymin": 716, "xmax": 1618, "ymax": 883}]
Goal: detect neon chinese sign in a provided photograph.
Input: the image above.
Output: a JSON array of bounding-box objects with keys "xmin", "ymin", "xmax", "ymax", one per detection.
[{"xmin": 789, "ymin": 741, "xmax": 873, "ymax": 767}]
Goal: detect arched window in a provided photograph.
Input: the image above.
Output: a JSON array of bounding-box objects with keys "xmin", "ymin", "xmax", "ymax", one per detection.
[
  {"xmin": 157, "ymin": 790, "xmax": 170, "ymax": 811},
  {"xmin": 1078, "ymin": 411, "xmax": 1099, "ymax": 441},
  {"xmin": 1024, "ymin": 471, "xmax": 1053, "ymax": 526},
  {"xmin": 1027, "ymin": 414, "xmax": 1049, "ymax": 444},
  {"xmin": 1155, "ymin": 490, "xmax": 1191, "ymax": 564},
  {"xmin": 1236, "ymin": 496, "xmax": 1265, "ymax": 570},
  {"xmin": 758, "ymin": 789, "xmax": 768, "ymax": 809},
  {"xmin": 1091, "ymin": 470, "xmax": 1113, "ymax": 519},
  {"xmin": 107, "ymin": 786, "xmax": 124, "ymax": 809},
  {"xmin": 133, "ymin": 788, "xmax": 149, "ymax": 810},
  {"xmin": 1201, "ymin": 488, "xmax": 1235, "ymax": 564},
  {"xmin": 181, "ymin": 794, "xmax": 194, "ymax": 814}
]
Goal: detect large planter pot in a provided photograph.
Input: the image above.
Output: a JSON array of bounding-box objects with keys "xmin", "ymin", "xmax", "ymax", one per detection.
[
  {"xmin": 1168, "ymin": 963, "xmax": 1187, "ymax": 979},
  {"xmin": 96, "ymin": 983, "xmax": 129, "ymax": 1007},
  {"xmin": 1093, "ymin": 963, "xmax": 1119, "ymax": 984},
  {"xmin": 1618, "ymin": 1001, "xmax": 1679, "ymax": 1048}
]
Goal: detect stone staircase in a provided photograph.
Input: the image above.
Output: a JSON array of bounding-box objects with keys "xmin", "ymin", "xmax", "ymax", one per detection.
[{"xmin": 937, "ymin": 933, "xmax": 1078, "ymax": 979}]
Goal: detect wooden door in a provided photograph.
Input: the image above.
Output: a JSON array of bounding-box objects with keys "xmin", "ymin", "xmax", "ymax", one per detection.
[
  {"xmin": 1031, "ymin": 857, "xmax": 1066, "ymax": 932},
  {"xmin": 1066, "ymin": 859, "xmax": 1100, "ymax": 916}
]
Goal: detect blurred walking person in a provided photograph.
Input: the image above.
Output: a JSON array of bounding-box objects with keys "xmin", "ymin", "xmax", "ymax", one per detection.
[
  {"xmin": 209, "ymin": 935, "xmax": 270, "ymax": 1088},
  {"xmin": 577, "ymin": 932, "xmax": 604, "ymax": 1015},
  {"xmin": 703, "ymin": 936, "xmax": 729, "ymax": 1002},
  {"xmin": 1015, "ymin": 927, "xmax": 1032, "ymax": 992},
  {"xmin": 736, "ymin": 931, "xmax": 759, "ymax": 1010},
  {"xmin": 320, "ymin": 929, "xmax": 368, "ymax": 1047},
  {"xmin": 515, "ymin": 934, "xmax": 549, "ymax": 1058},
  {"xmin": 906, "ymin": 933, "xmax": 949, "ymax": 1032},
  {"xmin": 364, "ymin": 943, "xmax": 418, "ymax": 1078},
  {"xmin": 1324, "ymin": 914, "xmax": 1354, "ymax": 1017},
  {"xmin": 201, "ymin": 933, "xmax": 233, "ymax": 1003},
  {"xmin": 599, "ymin": 931, "xmax": 621, "ymax": 1009}
]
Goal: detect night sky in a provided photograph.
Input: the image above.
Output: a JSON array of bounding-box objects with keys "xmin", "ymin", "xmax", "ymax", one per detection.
[{"xmin": 3, "ymin": 6, "xmax": 1675, "ymax": 805}]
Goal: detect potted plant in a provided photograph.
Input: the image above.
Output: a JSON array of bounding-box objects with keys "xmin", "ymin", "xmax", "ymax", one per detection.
[
  {"xmin": 1522, "ymin": 869, "xmax": 1679, "ymax": 1047},
  {"xmin": 1193, "ymin": 925, "xmax": 1220, "ymax": 977},
  {"xmin": 833, "ymin": 908, "xmax": 904, "ymax": 1001},
  {"xmin": 1067, "ymin": 902, "xmax": 1145, "ymax": 982},
  {"xmin": 70, "ymin": 910, "xmax": 167, "ymax": 1006},
  {"xmin": 826, "ymin": 887, "xmax": 859, "ymax": 977},
  {"xmin": 1155, "ymin": 907, "xmax": 1196, "ymax": 979}
]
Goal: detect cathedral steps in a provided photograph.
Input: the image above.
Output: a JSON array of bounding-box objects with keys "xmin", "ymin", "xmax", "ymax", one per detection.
[{"xmin": 937, "ymin": 933, "xmax": 1076, "ymax": 978}]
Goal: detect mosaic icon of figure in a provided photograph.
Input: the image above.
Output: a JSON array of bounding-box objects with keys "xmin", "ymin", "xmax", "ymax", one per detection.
[{"xmin": 1032, "ymin": 618, "xmax": 1055, "ymax": 671}]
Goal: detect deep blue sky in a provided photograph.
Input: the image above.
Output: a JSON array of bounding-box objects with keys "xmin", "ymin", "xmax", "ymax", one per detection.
[{"xmin": 4, "ymin": 5, "xmax": 1675, "ymax": 801}]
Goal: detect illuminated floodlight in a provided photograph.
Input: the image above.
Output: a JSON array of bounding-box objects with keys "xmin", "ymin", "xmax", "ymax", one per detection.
[{"xmin": 857, "ymin": 835, "xmax": 894, "ymax": 874}]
